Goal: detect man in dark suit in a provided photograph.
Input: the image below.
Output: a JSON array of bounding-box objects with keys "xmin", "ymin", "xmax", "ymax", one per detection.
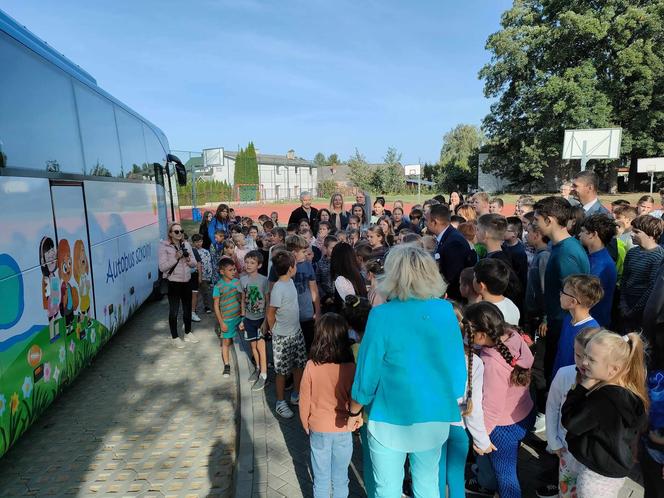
[
  {"xmin": 426, "ymin": 204, "xmax": 473, "ymax": 300},
  {"xmin": 288, "ymin": 191, "xmax": 318, "ymax": 229}
]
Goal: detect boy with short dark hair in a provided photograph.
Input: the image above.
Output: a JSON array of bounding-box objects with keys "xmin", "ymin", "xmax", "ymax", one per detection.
[
  {"xmin": 478, "ymin": 213, "xmax": 523, "ymax": 308},
  {"xmin": 552, "ymin": 274, "xmax": 602, "ymax": 378},
  {"xmin": 578, "ymin": 214, "xmax": 618, "ymax": 328},
  {"xmin": 240, "ymin": 250, "xmax": 269, "ymax": 391},
  {"xmin": 620, "ymin": 215, "xmax": 664, "ymax": 332},
  {"xmin": 213, "ymin": 257, "xmax": 244, "ymax": 378},
  {"xmin": 503, "ymin": 216, "xmax": 528, "ymax": 298},
  {"xmin": 533, "ymin": 196, "xmax": 590, "ymax": 385},
  {"xmin": 409, "ymin": 208, "xmax": 423, "ymax": 233},
  {"xmin": 267, "ymin": 251, "xmax": 306, "ymax": 419},
  {"xmin": 473, "ymin": 258, "xmax": 520, "ymax": 326},
  {"xmin": 523, "ymin": 212, "xmax": 550, "ymax": 335},
  {"xmin": 459, "ymin": 266, "xmax": 481, "ymax": 304}
]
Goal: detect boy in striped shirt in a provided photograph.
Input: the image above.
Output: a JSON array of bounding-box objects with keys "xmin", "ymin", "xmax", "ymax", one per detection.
[
  {"xmin": 213, "ymin": 257, "xmax": 244, "ymax": 378},
  {"xmin": 619, "ymin": 215, "xmax": 664, "ymax": 333}
]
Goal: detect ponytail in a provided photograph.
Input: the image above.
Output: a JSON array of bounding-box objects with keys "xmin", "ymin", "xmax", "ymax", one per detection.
[
  {"xmin": 464, "ymin": 302, "xmax": 531, "ymax": 387},
  {"xmin": 621, "ymin": 333, "xmax": 649, "ymax": 412},
  {"xmin": 588, "ymin": 331, "xmax": 649, "ymax": 411}
]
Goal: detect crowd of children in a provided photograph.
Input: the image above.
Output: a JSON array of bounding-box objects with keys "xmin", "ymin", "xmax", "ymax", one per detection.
[{"xmin": 162, "ymin": 182, "xmax": 664, "ymax": 498}]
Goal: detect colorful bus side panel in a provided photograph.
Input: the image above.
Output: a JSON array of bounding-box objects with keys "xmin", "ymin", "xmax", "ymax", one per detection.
[{"xmin": 0, "ymin": 176, "xmax": 161, "ymax": 456}]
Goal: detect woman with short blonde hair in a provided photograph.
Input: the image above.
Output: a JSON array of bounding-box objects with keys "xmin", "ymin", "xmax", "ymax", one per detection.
[{"xmin": 349, "ymin": 244, "xmax": 466, "ymax": 497}]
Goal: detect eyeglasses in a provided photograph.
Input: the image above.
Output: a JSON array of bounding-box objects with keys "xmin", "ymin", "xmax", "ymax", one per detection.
[
  {"xmin": 559, "ymin": 289, "xmax": 577, "ymax": 301},
  {"xmin": 171, "ymin": 230, "xmax": 183, "ymax": 234}
]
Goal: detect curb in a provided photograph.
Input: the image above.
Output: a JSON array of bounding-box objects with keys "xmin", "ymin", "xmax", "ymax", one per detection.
[{"xmin": 232, "ymin": 339, "xmax": 256, "ymax": 497}]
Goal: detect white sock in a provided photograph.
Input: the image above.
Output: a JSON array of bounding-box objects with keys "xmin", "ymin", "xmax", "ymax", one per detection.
[{"xmin": 260, "ymin": 372, "xmax": 267, "ymax": 380}]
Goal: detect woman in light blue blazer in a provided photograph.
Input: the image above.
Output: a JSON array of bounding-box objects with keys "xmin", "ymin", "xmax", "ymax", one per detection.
[{"xmin": 348, "ymin": 244, "xmax": 466, "ymax": 498}]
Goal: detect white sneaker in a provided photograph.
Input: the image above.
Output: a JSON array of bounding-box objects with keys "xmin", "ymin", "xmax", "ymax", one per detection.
[
  {"xmin": 184, "ymin": 331, "xmax": 199, "ymax": 343},
  {"xmin": 172, "ymin": 337, "xmax": 185, "ymax": 349},
  {"xmin": 275, "ymin": 400, "xmax": 294, "ymax": 419},
  {"xmin": 191, "ymin": 312, "xmax": 201, "ymax": 322}
]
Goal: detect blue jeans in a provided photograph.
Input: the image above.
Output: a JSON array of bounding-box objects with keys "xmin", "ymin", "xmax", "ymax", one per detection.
[
  {"xmin": 438, "ymin": 425, "xmax": 469, "ymax": 498},
  {"xmin": 368, "ymin": 431, "xmax": 443, "ymax": 498},
  {"xmin": 310, "ymin": 431, "xmax": 353, "ymax": 498}
]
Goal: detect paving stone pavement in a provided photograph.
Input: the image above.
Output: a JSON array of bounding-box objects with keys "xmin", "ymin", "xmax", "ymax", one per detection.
[
  {"xmin": 233, "ymin": 334, "xmax": 646, "ymax": 498},
  {"xmin": 0, "ymin": 299, "xmax": 237, "ymax": 498}
]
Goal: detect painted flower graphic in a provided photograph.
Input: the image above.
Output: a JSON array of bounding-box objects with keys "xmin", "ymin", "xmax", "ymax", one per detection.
[
  {"xmin": 69, "ymin": 340, "xmax": 75, "ymax": 353},
  {"xmin": 22, "ymin": 376, "xmax": 33, "ymax": 399},
  {"xmin": 10, "ymin": 393, "xmax": 19, "ymax": 414},
  {"xmin": 53, "ymin": 366, "xmax": 60, "ymax": 383},
  {"xmin": 59, "ymin": 345, "xmax": 66, "ymax": 363},
  {"xmin": 0, "ymin": 394, "xmax": 6, "ymax": 416},
  {"xmin": 43, "ymin": 362, "xmax": 52, "ymax": 382}
]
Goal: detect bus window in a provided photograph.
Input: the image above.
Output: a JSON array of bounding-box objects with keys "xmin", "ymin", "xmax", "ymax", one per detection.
[
  {"xmin": 0, "ymin": 31, "xmax": 84, "ymax": 174},
  {"xmin": 144, "ymin": 125, "xmax": 165, "ymax": 165},
  {"xmin": 115, "ymin": 106, "xmax": 147, "ymax": 178},
  {"xmin": 74, "ymin": 83, "xmax": 123, "ymax": 177}
]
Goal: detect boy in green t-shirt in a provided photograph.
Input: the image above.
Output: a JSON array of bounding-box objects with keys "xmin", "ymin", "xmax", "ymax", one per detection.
[{"xmin": 213, "ymin": 257, "xmax": 244, "ymax": 378}]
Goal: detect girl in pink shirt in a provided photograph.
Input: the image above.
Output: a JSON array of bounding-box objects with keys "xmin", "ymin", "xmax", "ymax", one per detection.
[
  {"xmin": 464, "ymin": 302, "xmax": 535, "ymax": 498},
  {"xmin": 299, "ymin": 313, "xmax": 356, "ymax": 498}
]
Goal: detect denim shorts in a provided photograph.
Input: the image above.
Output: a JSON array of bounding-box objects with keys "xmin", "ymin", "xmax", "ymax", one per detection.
[{"xmin": 243, "ymin": 317, "xmax": 264, "ymax": 342}]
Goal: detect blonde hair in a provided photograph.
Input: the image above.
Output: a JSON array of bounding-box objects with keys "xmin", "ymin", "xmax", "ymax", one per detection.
[
  {"xmin": 377, "ymin": 244, "xmax": 446, "ymax": 301},
  {"xmin": 587, "ymin": 331, "xmax": 649, "ymax": 411},
  {"xmin": 167, "ymin": 222, "xmax": 183, "ymax": 243}
]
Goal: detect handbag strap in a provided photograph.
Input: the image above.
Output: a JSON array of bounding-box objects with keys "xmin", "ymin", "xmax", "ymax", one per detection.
[{"xmin": 164, "ymin": 244, "xmax": 182, "ymax": 277}]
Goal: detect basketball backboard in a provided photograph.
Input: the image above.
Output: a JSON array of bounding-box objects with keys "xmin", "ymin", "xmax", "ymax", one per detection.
[
  {"xmin": 404, "ymin": 164, "xmax": 421, "ymax": 176},
  {"xmin": 562, "ymin": 128, "xmax": 622, "ymax": 170},
  {"xmin": 637, "ymin": 157, "xmax": 664, "ymax": 173}
]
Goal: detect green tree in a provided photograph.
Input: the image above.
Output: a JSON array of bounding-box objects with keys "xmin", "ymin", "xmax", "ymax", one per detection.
[
  {"xmin": 347, "ymin": 149, "xmax": 373, "ymax": 191},
  {"xmin": 314, "ymin": 152, "xmax": 327, "ymax": 167},
  {"xmin": 245, "ymin": 142, "xmax": 259, "ymax": 184},
  {"xmin": 435, "ymin": 124, "xmax": 483, "ymax": 193},
  {"xmin": 480, "ymin": 0, "xmax": 664, "ymax": 189},
  {"xmin": 327, "ymin": 153, "xmax": 340, "ymax": 166},
  {"xmin": 378, "ymin": 147, "xmax": 406, "ymax": 193}
]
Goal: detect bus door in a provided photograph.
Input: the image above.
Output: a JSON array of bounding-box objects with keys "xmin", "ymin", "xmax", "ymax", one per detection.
[
  {"xmin": 50, "ymin": 182, "xmax": 96, "ymax": 336},
  {"xmin": 154, "ymin": 163, "xmax": 168, "ymax": 240}
]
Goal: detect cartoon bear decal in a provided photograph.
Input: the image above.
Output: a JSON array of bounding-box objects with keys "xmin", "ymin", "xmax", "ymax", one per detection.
[{"xmin": 57, "ymin": 239, "xmax": 79, "ymax": 335}]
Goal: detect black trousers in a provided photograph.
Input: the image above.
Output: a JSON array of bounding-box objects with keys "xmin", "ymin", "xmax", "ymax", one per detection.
[
  {"xmin": 300, "ymin": 319, "xmax": 315, "ymax": 353},
  {"xmin": 641, "ymin": 443, "xmax": 664, "ymax": 498},
  {"xmin": 167, "ymin": 281, "xmax": 192, "ymax": 339},
  {"xmin": 543, "ymin": 319, "xmax": 562, "ymax": 388}
]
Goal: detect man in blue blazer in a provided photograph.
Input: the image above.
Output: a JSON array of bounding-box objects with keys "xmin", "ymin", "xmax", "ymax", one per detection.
[
  {"xmin": 572, "ymin": 171, "xmax": 609, "ymax": 216},
  {"xmin": 425, "ymin": 204, "xmax": 473, "ymax": 301}
]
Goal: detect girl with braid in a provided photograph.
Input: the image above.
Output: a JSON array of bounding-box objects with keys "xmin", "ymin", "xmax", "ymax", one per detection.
[
  {"xmin": 463, "ymin": 301, "xmax": 535, "ymax": 498},
  {"xmin": 439, "ymin": 302, "xmax": 493, "ymax": 498}
]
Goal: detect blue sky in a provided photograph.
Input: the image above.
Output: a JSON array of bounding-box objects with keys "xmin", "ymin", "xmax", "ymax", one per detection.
[{"xmin": 4, "ymin": 0, "xmax": 512, "ymax": 164}]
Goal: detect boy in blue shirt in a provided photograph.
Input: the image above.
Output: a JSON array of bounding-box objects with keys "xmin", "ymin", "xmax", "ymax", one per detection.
[
  {"xmin": 533, "ymin": 196, "xmax": 590, "ymax": 385},
  {"xmin": 578, "ymin": 214, "xmax": 618, "ymax": 328},
  {"xmin": 552, "ymin": 274, "xmax": 603, "ymax": 379}
]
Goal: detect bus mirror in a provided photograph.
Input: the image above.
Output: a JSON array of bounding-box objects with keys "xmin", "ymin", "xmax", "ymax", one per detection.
[{"xmin": 175, "ymin": 163, "xmax": 187, "ymax": 186}]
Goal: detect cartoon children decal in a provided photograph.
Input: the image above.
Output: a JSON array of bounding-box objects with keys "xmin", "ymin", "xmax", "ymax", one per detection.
[
  {"xmin": 40, "ymin": 237, "xmax": 61, "ymax": 341},
  {"xmin": 73, "ymin": 240, "xmax": 91, "ymax": 339},
  {"xmin": 57, "ymin": 239, "xmax": 79, "ymax": 335}
]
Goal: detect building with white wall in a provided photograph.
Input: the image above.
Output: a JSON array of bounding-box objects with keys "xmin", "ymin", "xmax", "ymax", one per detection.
[{"xmin": 200, "ymin": 147, "xmax": 317, "ymax": 201}]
